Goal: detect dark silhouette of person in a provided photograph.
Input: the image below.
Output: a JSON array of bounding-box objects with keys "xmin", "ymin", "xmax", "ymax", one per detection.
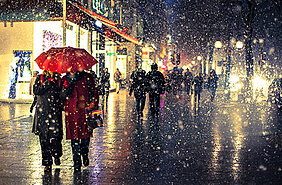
[
  {"xmin": 100, "ymin": 68, "xmax": 110, "ymax": 102},
  {"xmin": 32, "ymin": 70, "xmax": 63, "ymax": 172},
  {"xmin": 183, "ymin": 68, "xmax": 194, "ymax": 96},
  {"xmin": 146, "ymin": 63, "xmax": 165, "ymax": 117},
  {"xmin": 129, "ymin": 67, "xmax": 148, "ymax": 118},
  {"xmin": 114, "ymin": 68, "xmax": 122, "ymax": 94},
  {"xmin": 61, "ymin": 71, "xmax": 99, "ymax": 172},
  {"xmin": 193, "ymin": 72, "xmax": 204, "ymax": 108},
  {"xmin": 30, "ymin": 71, "xmax": 39, "ymax": 113},
  {"xmin": 207, "ymin": 69, "xmax": 219, "ymax": 102}
]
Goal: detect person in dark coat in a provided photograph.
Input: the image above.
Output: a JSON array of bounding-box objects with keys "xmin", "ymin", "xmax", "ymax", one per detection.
[
  {"xmin": 129, "ymin": 67, "xmax": 148, "ymax": 118},
  {"xmin": 32, "ymin": 70, "xmax": 63, "ymax": 172},
  {"xmin": 29, "ymin": 71, "xmax": 39, "ymax": 113},
  {"xmin": 100, "ymin": 68, "xmax": 110, "ymax": 102},
  {"xmin": 183, "ymin": 68, "xmax": 194, "ymax": 96},
  {"xmin": 193, "ymin": 72, "xmax": 204, "ymax": 107},
  {"xmin": 146, "ymin": 63, "xmax": 165, "ymax": 117},
  {"xmin": 207, "ymin": 69, "xmax": 219, "ymax": 102},
  {"xmin": 61, "ymin": 71, "xmax": 99, "ymax": 171}
]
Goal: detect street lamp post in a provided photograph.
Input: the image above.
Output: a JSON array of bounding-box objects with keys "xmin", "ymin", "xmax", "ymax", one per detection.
[
  {"xmin": 197, "ymin": 56, "xmax": 202, "ymax": 74},
  {"xmin": 214, "ymin": 40, "xmax": 244, "ymax": 100}
]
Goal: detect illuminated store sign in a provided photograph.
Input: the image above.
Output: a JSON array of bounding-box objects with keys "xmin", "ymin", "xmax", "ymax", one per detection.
[{"xmin": 92, "ymin": 0, "xmax": 108, "ymax": 15}]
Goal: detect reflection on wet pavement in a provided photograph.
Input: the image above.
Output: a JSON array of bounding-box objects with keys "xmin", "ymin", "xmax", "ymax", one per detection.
[{"xmin": 0, "ymin": 89, "xmax": 281, "ymax": 184}]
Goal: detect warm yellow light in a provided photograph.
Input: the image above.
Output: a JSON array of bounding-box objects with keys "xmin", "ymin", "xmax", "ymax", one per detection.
[
  {"xmin": 192, "ymin": 61, "xmax": 195, "ymax": 65},
  {"xmin": 197, "ymin": 56, "xmax": 202, "ymax": 61},
  {"xmin": 215, "ymin": 41, "xmax": 222, "ymax": 48},
  {"xmin": 259, "ymin": 39, "xmax": 264, "ymax": 44},
  {"xmin": 236, "ymin": 41, "xmax": 244, "ymax": 49}
]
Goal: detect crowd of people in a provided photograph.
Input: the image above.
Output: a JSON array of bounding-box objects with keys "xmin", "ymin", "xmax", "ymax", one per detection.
[
  {"xmin": 30, "ymin": 63, "xmax": 218, "ymax": 173},
  {"xmin": 164, "ymin": 68, "xmax": 219, "ymax": 104}
]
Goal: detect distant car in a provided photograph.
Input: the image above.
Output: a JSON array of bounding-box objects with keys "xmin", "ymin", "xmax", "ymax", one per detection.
[{"xmin": 268, "ymin": 78, "xmax": 282, "ymax": 109}]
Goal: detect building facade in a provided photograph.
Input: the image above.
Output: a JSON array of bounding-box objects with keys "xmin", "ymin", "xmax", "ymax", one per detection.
[{"xmin": 0, "ymin": 0, "xmax": 143, "ymax": 100}]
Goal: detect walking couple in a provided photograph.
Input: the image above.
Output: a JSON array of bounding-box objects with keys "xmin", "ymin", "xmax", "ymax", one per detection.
[
  {"xmin": 32, "ymin": 70, "xmax": 99, "ymax": 172},
  {"xmin": 129, "ymin": 63, "xmax": 165, "ymax": 118}
]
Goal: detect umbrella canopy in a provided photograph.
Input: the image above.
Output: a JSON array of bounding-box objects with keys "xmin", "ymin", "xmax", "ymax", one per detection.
[{"xmin": 35, "ymin": 46, "xmax": 98, "ymax": 73}]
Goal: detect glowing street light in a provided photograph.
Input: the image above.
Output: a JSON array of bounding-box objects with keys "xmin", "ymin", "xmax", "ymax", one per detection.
[
  {"xmin": 236, "ymin": 41, "xmax": 244, "ymax": 49},
  {"xmin": 215, "ymin": 41, "xmax": 222, "ymax": 48}
]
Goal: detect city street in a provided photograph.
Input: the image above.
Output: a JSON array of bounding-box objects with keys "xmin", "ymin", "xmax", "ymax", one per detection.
[{"xmin": 0, "ymin": 89, "xmax": 282, "ymax": 184}]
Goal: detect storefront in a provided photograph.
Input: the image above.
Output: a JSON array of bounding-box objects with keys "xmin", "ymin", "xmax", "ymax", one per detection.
[
  {"xmin": 0, "ymin": 0, "xmax": 141, "ymax": 100},
  {"xmin": 0, "ymin": 20, "xmax": 89, "ymax": 100}
]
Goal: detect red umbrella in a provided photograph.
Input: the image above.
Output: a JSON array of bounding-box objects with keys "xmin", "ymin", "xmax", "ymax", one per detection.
[{"xmin": 35, "ymin": 46, "xmax": 98, "ymax": 73}]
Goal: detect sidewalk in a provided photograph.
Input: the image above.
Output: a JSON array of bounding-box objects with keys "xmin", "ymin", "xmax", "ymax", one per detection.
[{"xmin": 0, "ymin": 89, "xmax": 281, "ymax": 184}]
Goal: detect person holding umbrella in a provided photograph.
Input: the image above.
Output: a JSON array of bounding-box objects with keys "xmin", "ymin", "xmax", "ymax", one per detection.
[
  {"xmin": 60, "ymin": 70, "xmax": 99, "ymax": 171},
  {"xmin": 32, "ymin": 70, "xmax": 63, "ymax": 172},
  {"xmin": 34, "ymin": 46, "xmax": 99, "ymax": 172}
]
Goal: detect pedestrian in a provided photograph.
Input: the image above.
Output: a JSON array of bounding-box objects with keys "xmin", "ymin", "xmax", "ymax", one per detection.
[
  {"xmin": 165, "ymin": 70, "xmax": 172, "ymax": 93},
  {"xmin": 100, "ymin": 68, "xmax": 110, "ymax": 102},
  {"xmin": 193, "ymin": 72, "xmax": 204, "ymax": 107},
  {"xmin": 207, "ymin": 69, "xmax": 219, "ymax": 102},
  {"xmin": 129, "ymin": 67, "xmax": 148, "ymax": 118},
  {"xmin": 32, "ymin": 70, "xmax": 63, "ymax": 172},
  {"xmin": 114, "ymin": 68, "xmax": 122, "ymax": 94},
  {"xmin": 61, "ymin": 70, "xmax": 99, "ymax": 172},
  {"xmin": 29, "ymin": 71, "xmax": 39, "ymax": 113},
  {"xmin": 183, "ymin": 68, "xmax": 193, "ymax": 96},
  {"xmin": 146, "ymin": 63, "xmax": 165, "ymax": 117},
  {"xmin": 171, "ymin": 67, "xmax": 179, "ymax": 95}
]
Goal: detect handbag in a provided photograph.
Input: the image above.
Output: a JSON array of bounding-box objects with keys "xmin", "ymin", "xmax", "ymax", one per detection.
[{"xmin": 86, "ymin": 106, "xmax": 103, "ymax": 132}]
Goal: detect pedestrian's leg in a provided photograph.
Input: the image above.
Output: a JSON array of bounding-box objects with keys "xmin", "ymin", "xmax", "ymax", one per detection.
[
  {"xmin": 81, "ymin": 138, "xmax": 90, "ymax": 166},
  {"xmin": 211, "ymin": 89, "xmax": 216, "ymax": 101},
  {"xmin": 198, "ymin": 93, "xmax": 201, "ymax": 108},
  {"xmin": 149, "ymin": 93, "xmax": 155, "ymax": 115},
  {"xmin": 136, "ymin": 96, "xmax": 141, "ymax": 116},
  {"xmin": 71, "ymin": 139, "xmax": 82, "ymax": 170},
  {"xmin": 155, "ymin": 94, "xmax": 161, "ymax": 115},
  {"xmin": 116, "ymin": 82, "xmax": 120, "ymax": 94},
  {"xmin": 30, "ymin": 96, "xmax": 37, "ymax": 113},
  {"xmin": 50, "ymin": 138, "xmax": 62, "ymax": 165},
  {"xmin": 106, "ymin": 91, "xmax": 109, "ymax": 102},
  {"xmin": 188, "ymin": 84, "xmax": 191, "ymax": 96},
  {"xmin": 140, "ymin": 95, "xmax": 146, "ymax": 117},
  {"xmin": 39, "ymin": 136, "xmax": 53, "ymax": 170}
]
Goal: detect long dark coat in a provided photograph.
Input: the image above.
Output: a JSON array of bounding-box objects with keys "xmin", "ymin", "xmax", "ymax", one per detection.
[
  {"xmin": 61, "ymin": 72, "xmax": 99, "ymax": 140},
  {"xmin": 146, "ymin": 70, "xmax": 165, "ymax": 94},
  {"xmin": 32, "ymin": 74, "xmax": 63, "ymax": 141},
  {"xmin": 129, "ymin": 68, "xmax": 148, "ymax": 97},
  {"xmin": 207, "ymin": 73, "xmax": 218, "ymax": 90}
]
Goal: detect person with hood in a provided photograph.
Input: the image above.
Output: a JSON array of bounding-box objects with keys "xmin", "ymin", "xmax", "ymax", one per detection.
[
  {"xmin": 32, "ymin": 70, "xmax": 63, "ymax": 172},
  {"xmin": 207, "ymin": 69, "xmax": 219, "ymax": 102},
  {"xmin": 146, "ymin": 63, "xmax": 165, "ymax": 117},
  {"xmin": 129, "ymin": 67, "xmax": 148, "ymax": 118},
  {"xmin": 61, "ymin": 70, "xmax": 99, "ymax": 171}
]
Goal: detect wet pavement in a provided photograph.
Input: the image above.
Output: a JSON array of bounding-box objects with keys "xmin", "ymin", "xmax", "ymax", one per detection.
[{"xmin": 0, "ymin": 89, "xmax": 282, "ymax": 184}]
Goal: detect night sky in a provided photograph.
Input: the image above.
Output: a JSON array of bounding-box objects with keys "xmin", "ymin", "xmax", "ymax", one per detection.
[{"xmin": 161, "ymin": 0, "xmax": 281, "ymax": 65}]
